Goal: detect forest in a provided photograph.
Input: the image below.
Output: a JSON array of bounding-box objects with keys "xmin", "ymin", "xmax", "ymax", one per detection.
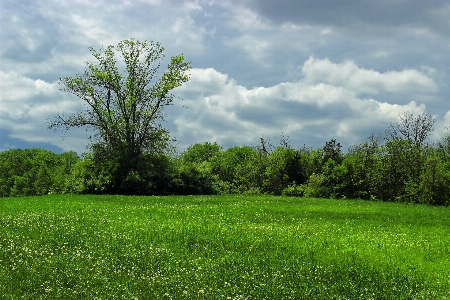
[{"xmin": 1, "ymin": 110, "xmax": 449, "ymax": 206}]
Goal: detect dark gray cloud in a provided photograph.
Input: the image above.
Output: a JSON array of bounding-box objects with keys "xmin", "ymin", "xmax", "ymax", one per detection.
[{"xmin": 246, "ymin": 0, "xmax": 450, "ymax": 35}]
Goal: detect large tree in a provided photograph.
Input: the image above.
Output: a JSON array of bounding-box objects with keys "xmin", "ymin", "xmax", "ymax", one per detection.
[{"xmin": 48, "ymin": 39, "xmax": 191, "ymax": 193}]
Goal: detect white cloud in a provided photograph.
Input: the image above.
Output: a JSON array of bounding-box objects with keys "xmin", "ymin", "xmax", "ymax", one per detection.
[
  {"xmin": 444, "ymin": 111, "xmax": 450, "ymax": 127},
  {"xmin": 171, "ymin": 63, "xmax": 435, "ymax": 150},
  {"xmin": 432, "ymin": 110, "xmax": 450, "ymax": 142},
  {"xmin": 227, "ymin": 6, "xmax": 272, "ymax": 32},
  {"xmin": 0, "ymin": 71, "xmax": 87, "ymax": 152},
  {"xmin": 224, "ymin": 34, "xmax": 271, "ymax": 64},
  {"xmin": 170, "ymin": 17, "xmax": 209, "ymax": 54},
  {"xmin": 1, "ymin": 0, "xmax": 449, "ymax": 153},
  {"xmin": 302, "ymin": 57, "xmax": 438, "ymax": 95},
  {"xmin": 2, "ymin": 61, "xmax": 434, "ymax": 152},
  {"xmin": 182, "ymin": 0, "xmax": 203, "ymax": 12}
]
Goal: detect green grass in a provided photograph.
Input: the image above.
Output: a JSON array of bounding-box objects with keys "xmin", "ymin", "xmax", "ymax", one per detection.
[{"xmin": 1, "ymin": 195, "xmax": 449, "ymax": 299}]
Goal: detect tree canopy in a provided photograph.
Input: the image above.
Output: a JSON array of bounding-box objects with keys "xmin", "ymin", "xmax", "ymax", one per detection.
[{"xmin": 48, "ymin": 39, "xmax": 191, "ymax": 193}]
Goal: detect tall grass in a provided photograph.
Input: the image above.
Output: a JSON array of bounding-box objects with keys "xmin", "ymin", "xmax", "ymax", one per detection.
[{"xmin": 1, "ymin": 195, "xmax": 449, "ymax": 299}]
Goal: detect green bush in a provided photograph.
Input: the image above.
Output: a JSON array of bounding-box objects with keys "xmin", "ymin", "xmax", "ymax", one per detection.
[
  {"xmin": 263, "ymin": 147, "xmax": 305, "ymax": 195},
  {"xmin": 174, "ymin": 167, "xmax": 215, "ymax": 195},
  {"xmin": 0, "ymin": 149, "xmax": 79, "ymax": 197},
  {"xmin": 304, "ymin": 173, "xmax": 330, "ymax": 198},
  {"xmin": 281, "ymin": 182, "xmax": 305, "ymax": 196},
  {"xmin": 210, "ymin": 146, "xmax": 262, "ymax": 193}
]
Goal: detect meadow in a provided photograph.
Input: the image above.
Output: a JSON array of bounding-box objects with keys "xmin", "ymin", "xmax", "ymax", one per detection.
[{"xmin": 0, "ymin": 195, "xmax": 449, "ymax": 299}]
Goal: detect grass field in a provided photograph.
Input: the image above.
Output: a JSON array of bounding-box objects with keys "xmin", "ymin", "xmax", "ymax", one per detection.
[{"xmin": 0, "ymin": 195, "xmax": 449, "ymax": 299}]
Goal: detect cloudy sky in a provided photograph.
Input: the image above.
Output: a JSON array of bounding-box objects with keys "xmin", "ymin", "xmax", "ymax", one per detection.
[{"xmin": 1, "ymin": 0, "xmax": 450, "ymax": 154}]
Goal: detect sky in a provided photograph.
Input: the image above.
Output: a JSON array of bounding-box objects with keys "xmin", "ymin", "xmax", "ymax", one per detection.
[{"xmin": 1, "ymin": 0, "xmax": 450, "ymax": 154}]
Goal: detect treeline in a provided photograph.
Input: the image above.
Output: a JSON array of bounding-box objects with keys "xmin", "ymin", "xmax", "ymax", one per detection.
[
  {"xmin": 1, "ymin": 116, "xmax": 450, "ymax": 206},
  {"xmin": 0, "ymin": 149, "xmax": 79, "ymax": 197},
  {"xmin": 19, "ymin": 40, "xmax": 446, "ymax": 205}
]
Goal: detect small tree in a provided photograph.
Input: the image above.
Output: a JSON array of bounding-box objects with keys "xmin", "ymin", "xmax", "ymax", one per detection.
[
  {"xmin": 323, "ymin": 139, "xmax": 343, "ymax": 164},
  {"xmin": 210, "ymin": 146, "xmax": 261, "ymax": 194},
  {"xmin": 48, "ymin": 39, "xmax": 191, "ymax": 193},
  {"xmin": 181, "ymin": 142, "xmax": 222, "ymax": 164},
  {"xmin": 263, "ymin": 146, "xmax": 304, "ymax": 195},
  {"xmin": 345, "ymin": 134, "xmax": 382, "ymax": 199},
  {"xmin": 386, "ymin": 111, "xmax": 435, "ymax": 147},
  {"xmin": 383, "ymin": 111, "xmax": 436, "ymax": 202}
]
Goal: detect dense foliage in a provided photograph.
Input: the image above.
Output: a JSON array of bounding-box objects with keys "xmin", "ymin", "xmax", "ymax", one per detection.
[
  {"xmin": 0, "ymin": 149, "xmax": 79, "ymax": 196},
  {"xmin": 2, "ymin": 111, "xmax": 450, "ymax": 205}
]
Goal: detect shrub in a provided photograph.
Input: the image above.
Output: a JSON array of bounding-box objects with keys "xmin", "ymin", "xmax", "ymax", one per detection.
[
  {"xmin": 281, "ymin": 183, "xmax": 305, "ymax": 197},
  {"xmin": 304, "ymin": 173, "xmax": 330, "ymax": 198}
]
